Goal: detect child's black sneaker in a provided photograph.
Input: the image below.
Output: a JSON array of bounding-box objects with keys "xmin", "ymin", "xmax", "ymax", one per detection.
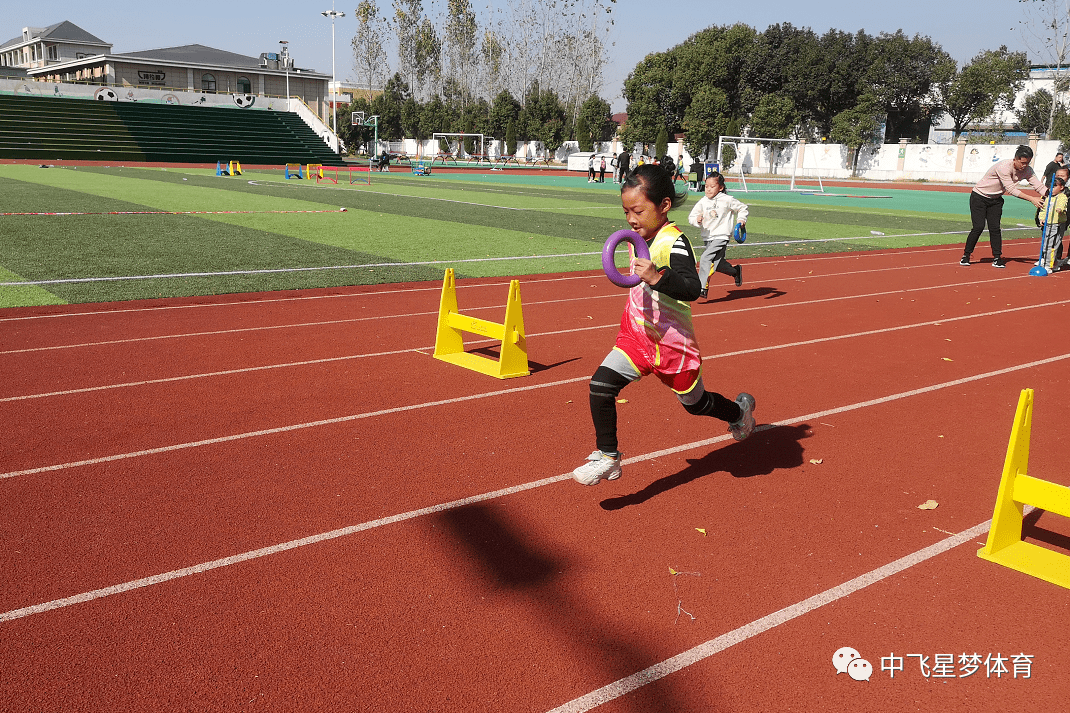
[
  {"xmin": 959, "ymin": 256, "xmax": 970, "ymax": 266},
  {"xmin": 734, "ymin": 265, "xmax": 743, "ymax": 287},
  {"xmin": 992, "ymin": 257, "xmax": 1007, "ymax": 268}
]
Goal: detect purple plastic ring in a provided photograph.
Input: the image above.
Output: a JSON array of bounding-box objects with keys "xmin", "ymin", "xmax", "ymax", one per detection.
[{"xmin": 602, "ymin": 229, "xmax": 650, "ymax": 288}]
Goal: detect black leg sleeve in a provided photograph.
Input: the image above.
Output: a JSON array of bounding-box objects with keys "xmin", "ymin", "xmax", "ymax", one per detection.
[
  {"xmin": 682, "ymin": 389, "xmax": 741, "ymax": 423},
  {"xmin": 590, "ymin": 366, "xmax": 632, "ymax": 455}
]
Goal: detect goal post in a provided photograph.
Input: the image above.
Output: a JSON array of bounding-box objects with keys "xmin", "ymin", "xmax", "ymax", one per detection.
[
  {"xmin": 432, "ymin": 132, "xmax": 485, "ymax": 158},
  {"xmin": 716, "ymin": 136, "xmax": 823, "ymax": 193}
]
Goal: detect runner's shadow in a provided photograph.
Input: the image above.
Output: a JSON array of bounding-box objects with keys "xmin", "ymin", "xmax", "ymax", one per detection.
[
  {"xmin": 431, "ymin": 502, "xmax": 721, "ymax": 709},
  {"xmin": 434, "ymin": 503, "xmax": 562, "ymax": 589},
  {"xmin": 703, "ymin": 286, "xmax": 787, "ymax": 303},
  {"xmin": 599, "ymin": 424, "xmax": 811, "ymax": 511}
]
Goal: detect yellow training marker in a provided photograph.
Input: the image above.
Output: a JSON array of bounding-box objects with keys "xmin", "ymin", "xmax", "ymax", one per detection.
[
  {"xmin": 433, "ymin": 269, "xmax": 529, "ymax": 379},
  {"xmin": 977, "ymin": 389, "xmax": 1070, "ymax": 590}
]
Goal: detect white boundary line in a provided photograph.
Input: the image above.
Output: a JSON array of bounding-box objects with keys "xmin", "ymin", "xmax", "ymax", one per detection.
[
  {"xmin": 545, "ymin": 520, "xmax": 993, "ymax": 713},
  {"xmin": 0, "ymin": 229, "xmax": 1035, "ymax": 288},
  {"xmin": 4, "ymin": 296, "xmax": 1066, "ymax": 404},
  {"xmin": 0, "ymin": 269, "xmax": 1026, "ymax": 356},
  {"xmin": 0, "ymin": 242, "xmax": 1007, "ymax": 324},
  {"xmin": 2, "ymin": 352, "xmax": 1066, "ymax": 624}
]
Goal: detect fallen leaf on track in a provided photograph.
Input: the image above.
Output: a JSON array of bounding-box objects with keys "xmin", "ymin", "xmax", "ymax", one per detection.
[
  {"xmin": 809, "ymin": 458, "xmax": 823, "ymax": 464},
  {"xmin": 696, "ymin": 528, "xmax": 706, "ymax": 536},
  {"xmin": 917, "ymin": 500, "xmax": 939, "ymax": 510}
]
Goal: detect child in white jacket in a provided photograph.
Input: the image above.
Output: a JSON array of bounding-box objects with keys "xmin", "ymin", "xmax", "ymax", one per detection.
[{"xmin": 688, "ymin": 172, "xmax": 748, "ymax": 297}]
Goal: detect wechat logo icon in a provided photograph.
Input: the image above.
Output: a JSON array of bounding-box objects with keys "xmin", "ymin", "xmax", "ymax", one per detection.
[{"xmin": 833, "ymin": 647, "xmax": 872, "ymax": 681}]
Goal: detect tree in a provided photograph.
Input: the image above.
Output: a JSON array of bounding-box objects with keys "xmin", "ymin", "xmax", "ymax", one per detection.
[
  {"xmin": 420, "ymin": 95, "xmax": 451, "ymax": 151},
  {"xmin": 488, "ymin": 90, "xmax": 522, "ymax": 139},
  {"xmin": 401, "ymin": 95, "xmax": 423, "ymax": 143},
  {"xmin": 445, "ymin": 0, "xmax": 479, "ymax": 106},
  {"xmin": 1018, "ymin": 89, "xmax": 1066, "ymax": 134},
  {"xmin": 683, "ymin": 86, "xmax": 730, "ymax": 161},
  {"xmin": 749, "ymin": 93, "xmax": 799, "ymax": 138},
  {"xmin": 1016, "ymin": 0, "xmax": 1070, "ymax": 136},
  {"xmin": 830, "ymin": 97, "xmax": 883, "ymax": 175},
  {"xmin": 413, "ymin": 17, "xmax": 442, "ymax": 100},
  {"xmin": 936, "ymin": 47, "xmax": 1029, "ymax": 139},
  {"xmin": 865, "ymin": 31, "xmax": 955, "ymax": 142},
  {"xmin": 505, "ymin": 119, "xmax": 517, "ymax": 156},
  {"xmin": 576, "ymin": 112, "xmax": 593, "ymax": 151},
  {"xmin": 493, "ymin": 0, "xmax": 615, "ymax": 110},
  {"xmin": 521, "ymin": 82, "xmax": 567, "ymax": 155},
  {"xmin": 622, "ymin": 51, "xmax": 677, "ymax": 152},
  {"xmin": 371, "ymin": 73, "xmax": 409, "ymax": 140},
  {"xmin": 655, "ymin": 124, "xmax": 669, "ymax": 159},
  {"xmin": 748, "ymin": 93, "xmax": 801, "ymax": 174},
  {"xmin": 393, "ymin": 0, "xmax": 423, "ymax": 95},
  {"xmin": 576, "ymin": 95, "xmax": 615, "ymax": 148},
  {"xmin": 352, "ymin": 0, "xmax": 389, "ymax": 96},
  {"xmin": 808, "ymin": 29, "xmax": 872, "ymax": 136},
  {"xmin": 480, "ymin": 30, "xmax": 506, "ymax": 99}
]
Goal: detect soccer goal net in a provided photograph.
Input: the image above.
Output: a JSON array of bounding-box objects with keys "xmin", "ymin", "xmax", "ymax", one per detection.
[
  {"xmin": 716, "ymin": 136, "xmax": 823, "ymax": 193},
  {"xmin": 432, "ymin": 132, "xmax": 486, "ymax": 158}
]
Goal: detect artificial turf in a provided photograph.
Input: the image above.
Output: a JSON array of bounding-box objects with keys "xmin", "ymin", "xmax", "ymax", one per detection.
[{"xmin": 0, "ymin": 164, "xmax": 1040, "ymax": 307}]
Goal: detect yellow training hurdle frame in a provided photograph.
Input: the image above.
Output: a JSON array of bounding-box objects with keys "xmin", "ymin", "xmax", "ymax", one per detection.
[
  {"xmin": 977, "ymin": 389, "xmax": 1070, "ymax": 589},
  {"xmin": 433, "ymin": 269, "xmax": 529, "ymax": 379}
]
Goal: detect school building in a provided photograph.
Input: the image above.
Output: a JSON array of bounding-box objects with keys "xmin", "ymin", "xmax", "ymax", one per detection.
[{"xmin": 0, "ymin": 20, "xmax": 332, "ymax": 122}]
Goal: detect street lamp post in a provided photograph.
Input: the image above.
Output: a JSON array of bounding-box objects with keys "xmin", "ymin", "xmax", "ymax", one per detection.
[
  {"xmin": 278, "ymin": 40, "xmax": 290, "ymax": 110},
  {"xmin": 321, "ymin": 2, "xmax": 345, "ymax": 137}
]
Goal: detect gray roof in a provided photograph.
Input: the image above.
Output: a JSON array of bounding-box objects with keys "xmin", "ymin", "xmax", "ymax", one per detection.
[
  {"xmin": 0, "ymin": 20, "xmax": 108, "ymax": 50},
  {"xmin": 113, "ymin": 44, "xmax": 263, "ymax": 69}
]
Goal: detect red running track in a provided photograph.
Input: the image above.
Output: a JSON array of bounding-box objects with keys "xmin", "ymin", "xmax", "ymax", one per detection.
[{"xmin": 1, "ymin": 240, "xmax": 1068, "ymax": 712}]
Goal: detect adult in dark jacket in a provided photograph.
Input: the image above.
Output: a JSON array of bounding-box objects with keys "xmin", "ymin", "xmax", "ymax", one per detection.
[{"xmin": 616, "ymin": 151, "xmax": 631, "ymax": 183}]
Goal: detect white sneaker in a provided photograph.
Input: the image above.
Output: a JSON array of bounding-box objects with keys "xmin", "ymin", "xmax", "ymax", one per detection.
[
  {"xmin": 572, "ymin": 450, "xmax": 622, "ymax": 485},
  {"xmin": 728, "ymin": 393, "xmax": 756, "ymax": 441}
]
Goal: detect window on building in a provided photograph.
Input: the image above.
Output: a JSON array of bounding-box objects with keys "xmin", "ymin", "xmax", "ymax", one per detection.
[
  {"xmin": 237, "ymin": 76, "xmax": 251, "ymax": 94},
  {"xmin": 47, "ymin": 45, "xmax": 58, "ymax": 61},
  {"xmin": 202, "ymin": 73, "xmax": 216, "ymax": 92}
]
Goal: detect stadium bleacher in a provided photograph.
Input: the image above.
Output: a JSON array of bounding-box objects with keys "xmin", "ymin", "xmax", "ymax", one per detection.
[{"xmin": 0, "ymin": 93, "xmax": 346, "ymax": 166}]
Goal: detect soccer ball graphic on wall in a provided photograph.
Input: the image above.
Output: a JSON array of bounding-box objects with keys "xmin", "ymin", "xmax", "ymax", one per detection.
[
  {"xmin": 94, "ymin": 87, "xmax": 118, "ymax": 101},
  {"xmin": 233, "ymin": 94, "xmax": 256, "ymax": 108}
]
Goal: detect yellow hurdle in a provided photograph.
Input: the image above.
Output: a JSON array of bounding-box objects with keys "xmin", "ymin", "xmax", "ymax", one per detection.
[
  {"xmin": 977, "ymin": 389, "xmax": 1070, "ymax": 589},
  {"xmin": 433, "ymin": 268, "xmax": 529, "ymax": 379}
]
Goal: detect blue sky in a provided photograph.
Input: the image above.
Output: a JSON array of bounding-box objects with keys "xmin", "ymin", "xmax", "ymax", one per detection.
[{"xmin": 16, "ymin": 0, "xmax": 1040, "ymax": 110}]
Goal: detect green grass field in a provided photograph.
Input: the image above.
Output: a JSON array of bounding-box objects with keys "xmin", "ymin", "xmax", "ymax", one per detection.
[{"xmin": 0, "ymin": 163, "xmax": 1039, "ymax": 308}]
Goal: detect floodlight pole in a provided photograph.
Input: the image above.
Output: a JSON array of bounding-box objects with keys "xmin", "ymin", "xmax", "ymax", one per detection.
[
  {"xmin": 279, "ymin": 40, "xmax": 290, "ymax": 110},
  {"xmin": 321, "ymin": 2, "xmax": 345, "ymax": 137}
]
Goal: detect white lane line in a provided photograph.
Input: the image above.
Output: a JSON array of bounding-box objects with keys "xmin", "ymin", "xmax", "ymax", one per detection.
[
  {"xmin": 700, "ymin": 298, "xmax": 1070, "ymax": 361},
  {"xmin": 0, "ymin": 251, "xmax": 603, "ymax": 287},
  {"xmin": 0, "ymin": 375, "xmax": 589, "ymax": 479},
  {"xmin": 0, "ymin": 227, "xmax": 1034, "ymax": 288},
  {"xmin": 0, "ymin": 241, "xmax": 1017, "ymax": 324},
  {"xmin": 545, "ymin": 520, "xmax": 992, "ymax": 713},
  {"xmin": 0, "ymin": 347, "xmax": 422, "ymax": 402},
  {"xmin": 0, "ymin": 269, "xmax": 1025, "ymax": 356},
  {"xmin": 0, "ymin": 472, "xmax": 572, "ymax": 623},
  {"xmin": 0, "ymin": 272, "xmax": 600, "ymax": 323},
  {"xmin": 4, "ymin": 291, "xmax": 1063, "ymax": 404},
  {"xmin": 3, "ymin": 353, "xmax": 1065, "ymax": 623},
  {"xmin": 2, "ymin": 344, "xmax": 1067, "ymax": 479}
]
